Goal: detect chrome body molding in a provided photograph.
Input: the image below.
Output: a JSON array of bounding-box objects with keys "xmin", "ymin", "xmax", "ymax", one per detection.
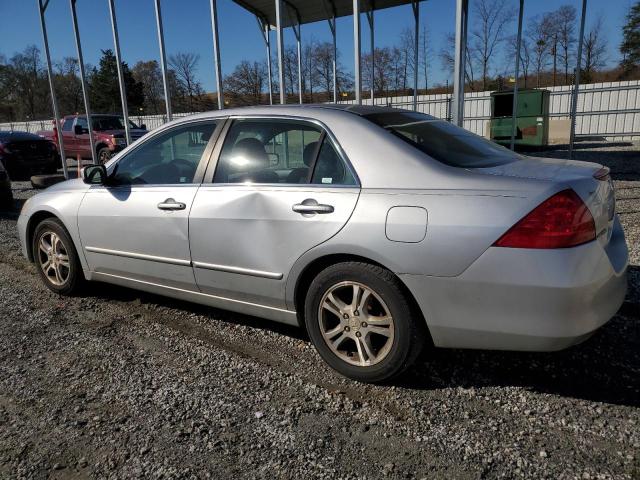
[
  {"xmin": 85, "ymin": 246, "xmax": 191, "ymax": 267},
  {"xmin": 91, "ymin": 271, "xmax": 299, "ymax": 326},
  {"xmin": 192, "ymin": 261, "xmax": 283, "ymax": 280}
]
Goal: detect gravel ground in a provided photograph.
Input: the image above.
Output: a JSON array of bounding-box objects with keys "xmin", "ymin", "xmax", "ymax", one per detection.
[{"xmin": 0, "ymin": 141, "xmax": 639, "ymax": 479}]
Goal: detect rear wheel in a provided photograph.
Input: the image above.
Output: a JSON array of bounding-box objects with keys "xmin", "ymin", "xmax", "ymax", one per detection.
[
  {"xmin": 32, "ymin": 218, "xmax": 84, "ymax": 295},
  {"xmin": 305, "ymin": 262, "xmax": 425, "ymax": 383}
]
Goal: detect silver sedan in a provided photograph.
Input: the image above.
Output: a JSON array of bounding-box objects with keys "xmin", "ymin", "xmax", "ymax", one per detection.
[{"xmin": 18, "ymin": 105, "xmax": 628, "ymax": 382}]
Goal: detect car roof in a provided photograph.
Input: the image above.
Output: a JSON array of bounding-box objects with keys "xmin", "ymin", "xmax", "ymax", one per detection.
[
  {"xmin": 178, "ymin": 103, "xmax": 426, "ymax": 124},
  {"xmin": 0, "ymin": 131, "xmax": 47, "ymax": 142}
]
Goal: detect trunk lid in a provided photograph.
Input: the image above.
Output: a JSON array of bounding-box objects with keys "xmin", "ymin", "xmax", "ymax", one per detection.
[{"xmin": 476, "ymin": 156, "xmax": 616, "ymax": 247}]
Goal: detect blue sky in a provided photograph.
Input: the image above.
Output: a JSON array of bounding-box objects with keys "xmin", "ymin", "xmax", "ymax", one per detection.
[{"xmin": 0, "ymin": 0, "xmax": 632, "ymax": 92}]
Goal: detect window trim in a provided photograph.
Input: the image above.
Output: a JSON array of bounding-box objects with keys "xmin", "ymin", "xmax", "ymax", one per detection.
[
  {"xmin": 103, "ymin": 118, "xmax": 225, "ymax": 188},
  {"xmin": 202, "ymin": 114, "xmax": 360, "ymax": 188}
]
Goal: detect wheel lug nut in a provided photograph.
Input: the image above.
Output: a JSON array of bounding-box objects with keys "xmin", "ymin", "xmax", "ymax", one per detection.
[
  {"xmin": 344, "ymin": 326, "xmax": 350, "ymax": 332},
  {"xmin": 343, "ymin": 313, "xmax": 349, "ymax": 320},
  {"xmin": 355, "ymin": 332, "xmax": 361, "ymax": 337},
  {"xmin": 361, "ymin": 322, "xmax": 367, "ymax": 327},
  {"xmin": 354, "ymin": 310, "xmax": 359, "ymax": 316}
]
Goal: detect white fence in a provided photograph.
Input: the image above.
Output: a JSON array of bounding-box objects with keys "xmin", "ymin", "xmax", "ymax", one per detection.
[
  {"xmin": 2, "ymin": 80, "xmax": 639, "ymax": 142},
  {"xmin": 343, "ymin": 80, "xmax": 640, "ymax": 142}
]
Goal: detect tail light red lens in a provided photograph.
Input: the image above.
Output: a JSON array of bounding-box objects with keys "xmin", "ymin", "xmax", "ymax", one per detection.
[{"xmin": 493, "ymin": 189, "xmax": 596, "ymax": 249}]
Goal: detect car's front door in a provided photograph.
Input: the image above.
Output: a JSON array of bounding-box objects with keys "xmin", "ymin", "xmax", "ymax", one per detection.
[
  {"xmin": 188, "ymin": 117, "xmax": 360, "ymax": 309},
  {"xmin": 77, "ymin": 120, "xmax": 222, "ymax": 290}
]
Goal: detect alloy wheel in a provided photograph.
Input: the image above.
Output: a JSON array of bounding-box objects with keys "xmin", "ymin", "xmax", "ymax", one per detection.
[
  {"xmin": 37, "ymin": 231, "xmax": 70, "ymax": 286},
  {"xmin": 318, "ymin": 281, "xmax": 395, "ymax": 367}
]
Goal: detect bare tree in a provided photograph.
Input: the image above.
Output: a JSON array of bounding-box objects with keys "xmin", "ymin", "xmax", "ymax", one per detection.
[
  {"xmin": 282, "ymin": 46, "xmax": 298, "ymax": 96},
  {"xmin": 313, "ymin": 42, "xmax": 334, "ymax": 97},
  {"xmin": 471, "ymin": 0, "xmax": 515, "ymax": 90},
  {"xmin": 506, "ymin": 34, "xmax": 532, "ymax": 88},
  {"xmin": 555, "ymin": 5, "xmax": 577, "ymax": 83},
  {"xmin": 168, "ymin": 52, "xmax": 203, "ymax": 111},
  {"xmin": 132, "ymin": 60, "xmax": 164, "ymax": 114},
  {"xmin": 527, "ymin": 15, "xmax": 550, "ymax": 87},
  {"xmin": 542, "ymin": 12, "xmax": 560, "ymax": 86},
  {"xmin": 399, "ymin": 28, "xmax": 416, "ymax": 91},
  {"xmin": 421, "ymin": 24, "xmax": 433, "ymax": 91},
  {"xmin": 581, "ymin": 16, "xmax": 608, "ymax": 83},
  {"xmin": 54, "ymin": 57, "xmax": 83, "ymax": 114},
  {"xmin": 362, "ymin": 47, "xmax": 397, "ymax": 97},
  {"xmin": 223, "ymin": 60, "xmax": 266, "ymax": 106},
  {"xmin": 440, "ymin": 33, "xmax": 475, "ymax": 87}
]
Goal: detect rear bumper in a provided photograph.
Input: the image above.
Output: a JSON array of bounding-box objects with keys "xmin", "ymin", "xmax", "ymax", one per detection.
[{"xmin": 401, "ymin": 216, "xmax": 628, "ymax": 352}]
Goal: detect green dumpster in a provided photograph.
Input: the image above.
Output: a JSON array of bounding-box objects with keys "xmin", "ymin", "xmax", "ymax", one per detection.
[{"xmin": 490, "ymin": 89, "xmax": 550, "ymax": 147}]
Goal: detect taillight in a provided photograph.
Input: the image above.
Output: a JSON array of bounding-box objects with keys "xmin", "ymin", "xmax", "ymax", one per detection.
[
  {"xmin": 0, "ymin": 142, "xmax": 8, "ymax": 155},
  {"xmin": 493, "ymin": 189, "xmax": 596, "ymax": 249}
]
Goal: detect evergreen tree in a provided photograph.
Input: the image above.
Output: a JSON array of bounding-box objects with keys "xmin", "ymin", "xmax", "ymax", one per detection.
[
  {"xmin": 621, "ymin": 2, "xmax": 640, "ymax": 72},
  {"xmin": 89, "ymin": 49, "xmax": 144, "ymax": 113}
]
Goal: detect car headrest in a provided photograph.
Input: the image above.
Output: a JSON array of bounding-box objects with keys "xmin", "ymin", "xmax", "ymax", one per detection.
[
  {"xmin": 231, "ymin": 138, "xmax": 268, "ymax": 170},
  {"xmin": 303, "ymin": 142, "xmax": 319, "ymax": 166}
]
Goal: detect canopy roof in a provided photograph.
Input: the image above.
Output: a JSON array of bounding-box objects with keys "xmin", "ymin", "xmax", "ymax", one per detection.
[{"xmin": 233, "ymin": 0, "xmax": 417, "ymax": 28}]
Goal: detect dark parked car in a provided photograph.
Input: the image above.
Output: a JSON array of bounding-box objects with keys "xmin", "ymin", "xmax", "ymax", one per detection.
[
  {"xmin": 0, "ymin": 161, "xmax": 13, "ymax": 209},
  {"xmin": 0, "ymin": 131, "xmax": 60, "ymax": 179}
]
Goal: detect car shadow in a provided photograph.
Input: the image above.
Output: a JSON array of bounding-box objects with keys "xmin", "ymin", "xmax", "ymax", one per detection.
[
  {"xmin": 84, "ymin": 265, "xmax": 639, "ymax": 408},
  {"xmin": 398, "ymin": 264, "xmax": 640, "ymax": 407}
]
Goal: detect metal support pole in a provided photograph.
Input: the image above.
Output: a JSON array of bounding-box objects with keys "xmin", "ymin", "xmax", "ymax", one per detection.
[
  {"xmin": 569, "ymin": 0, "xmax": 587, "ymax": 159},
  {"xmin": 366, "ymin": 7, "xmax": 374, "ymax": 103},
  {"xmin": 209, "ymin": 0, "xmax": 224, "ymax": 109},
  {"xmin": 257, "ymin": 18, "xmax": 274, "ymax": 105},
  {"xmin": 107, "ymin": 0, "xmax": 131, "ymax": 146},
  {"xmin": 452, "ymin": 0, "xmax": 468, "ymax": 126},
  {"xmin": 69, "ymin": 0, "xmax": 97, "ymax": 165},
  {"xmin": 275, "ymin": 0, "xmax": 285, "ymax": 104},
  {"xmin": 38, "ymin": 0, "xmax": 69, "ymax": 179},
  {"xmin": 323, "ymin": 0, "xmax": 338, "ymax": 103},
  {"xmin": 331, "ymin": 18, "xmax": 337, "ymax": 103},
  {"xmin": 412, "ymin": 0, "xmax": 419, "ymax": 111},
  {"xmin": 292, "ymin": 18, "xmax": 303, "ymax": 104},
  {"xmin": 353, "ymin": 0, "xmax": 362, "ymax": 105},
  {"xmin": 154, "ymin": 0, "xmax": 172, "ymax": 121},
  {"xmin": 509, "ymin": 0, "xmax": 524, "ymax": 150}
]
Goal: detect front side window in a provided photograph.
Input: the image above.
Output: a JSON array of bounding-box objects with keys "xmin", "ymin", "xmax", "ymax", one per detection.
[
  {"xmin": 213, "ymin": 119, "xmax": 356, "ymax": 186},
  {"xmin": 364, "ymin": 111, "xmax": 520, "ymax": 168},
  {"xmin": 76, "ymin": 117, "xmax": 88, "ymax": 131},
  {"xmin": 110, "ymin": 121, "xmax": 216, "ymax": 185},
  {"xmin": 62, "ymin": 118, "xmax": 74, "ymax": 131}
]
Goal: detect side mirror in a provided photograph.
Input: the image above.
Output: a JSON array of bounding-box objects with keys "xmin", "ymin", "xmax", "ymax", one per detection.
[
  {"xmin": 82, "ymin": 164, "xmax": 107, "ymax": 185},
  {"xmin": 74, "ymin": 124, "xmax": 87, "ymax": 135},
  {"xmin": 140, "ymin": 124, "xmax": 147, "ymax": 130}
]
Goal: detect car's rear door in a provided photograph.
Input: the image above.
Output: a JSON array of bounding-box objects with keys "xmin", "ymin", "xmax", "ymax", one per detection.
[
  {"xmin": 188, "ymin": 117, "xmax": 360, "ymax": 309},
  {"xmin": 77, "ymin": 119, "xmax": 223, "ymax": 290}
]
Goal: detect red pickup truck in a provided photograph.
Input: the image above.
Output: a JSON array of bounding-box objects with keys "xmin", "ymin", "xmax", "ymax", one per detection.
[{"xmin": 38, "ymin": 114, "xmax": 148, "ymax": 164}]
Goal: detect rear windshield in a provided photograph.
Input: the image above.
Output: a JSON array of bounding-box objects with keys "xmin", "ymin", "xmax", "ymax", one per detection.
[{"xmin": 364, "ymin": 111, "xmax": 520, "ymax": 168}]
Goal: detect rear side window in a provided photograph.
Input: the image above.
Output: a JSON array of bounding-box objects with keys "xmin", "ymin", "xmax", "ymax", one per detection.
[
  {"xmin": 364, "ymin": 111, "xmax": 520, "ymax": 168},
  {"xmin": 62, "ymin": 118, "xmax": 74, "ymax": 131},
  {"xmin": 213, "ymin": 119, "xmax": 356, "ymax": 185}
]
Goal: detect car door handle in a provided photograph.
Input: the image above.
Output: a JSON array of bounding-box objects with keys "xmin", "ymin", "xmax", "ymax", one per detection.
[
  {"xmin": 157, "ymin": 198, "xmax": 186, "ymax": 211},
  {"xmin": 292, "ymin": 200, "xmax": 334, "ymax": 214}
]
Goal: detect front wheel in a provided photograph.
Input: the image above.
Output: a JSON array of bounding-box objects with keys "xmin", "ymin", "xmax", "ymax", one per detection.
[
  {"xmin": 32, "ymin": 218, "xmax": 84, "ymax": 295},
  {"xmin": 97, "ymin": 147, "xmax": 112, "ymax": 164},
  {"xmin": 305, "ymin": 262, "xmax": 426, "ymax": 383}
]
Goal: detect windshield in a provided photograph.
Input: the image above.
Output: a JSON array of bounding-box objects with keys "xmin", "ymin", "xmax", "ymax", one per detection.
[
  {"xmin": 364, "ymin": 111, "xmax": 520, "ymax": 168},
  {"xmin": 90, "ymin": 116, "xmax": 140, "ymax": 131}
]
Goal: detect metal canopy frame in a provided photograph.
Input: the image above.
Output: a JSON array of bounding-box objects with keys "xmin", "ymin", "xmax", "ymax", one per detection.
[
  {"xmin": 37, "ymin": 0, "xmax": 69, "ymax": 179},
  {"xmin": 70, "ymin": 0, "xmax": 97, "ymax": 165},
  {"xmin": 107, "ymin": 0, "xmax": 131, "ymax": 146},
  {"xmin": 34, "ymin": 0, "xmax": 592, "ymax": 180}
]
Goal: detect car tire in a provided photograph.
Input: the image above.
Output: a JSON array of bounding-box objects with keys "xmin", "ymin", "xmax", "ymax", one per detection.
[
  {"xmin": 97, "ymin": 147, "xmax": 112, "ymax": 164},
  {"xmin": 32, "ymin": 218, "xmax": 85, "ymax": 295},
  {"xmin": 305, "ymin": 262, "xmax": 426, "ymax": 383}
]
